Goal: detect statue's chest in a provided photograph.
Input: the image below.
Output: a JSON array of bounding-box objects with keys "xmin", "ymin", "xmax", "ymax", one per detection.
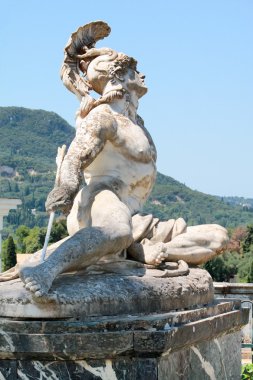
[{"xmin": 112, "ymin": 119, "xmax": 151, "ymax": 161}]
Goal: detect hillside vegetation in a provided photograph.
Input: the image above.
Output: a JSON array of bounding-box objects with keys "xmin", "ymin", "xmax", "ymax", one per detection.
[
  {"xmin": 0, "ymin": 106, "xmax": 253, "ymax": 233},
  {"xmin": 0, "ymin": 107, "xmax": 74, "ymax": 229},
  {"xmin": 145, "ymin": 173, "xmax": 253, "ymax": 227},
  {"xmin": 0, "ymin": 107, "xmax": 75, "ymax": 173}
]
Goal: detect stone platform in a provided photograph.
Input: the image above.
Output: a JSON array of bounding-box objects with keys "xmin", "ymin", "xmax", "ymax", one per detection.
[
  {"xmin": 0, "ymin": 268, "xmax": 249, "ymax": 379},
  {"xmin": 0, "ymin": 267, "xmax": 213, "ymax": 318},
  {"xmin": 0, "ymin": 300, "xmax": 248, "ymax": 379}
]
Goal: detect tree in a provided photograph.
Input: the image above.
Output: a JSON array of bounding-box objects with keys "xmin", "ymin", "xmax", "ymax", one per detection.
[
  {"xmin": 49, "ymin": 219, "xmax": 68, "ymax": 243},
  {"xmin": 238, "ymin": 245, "xmax": 253, "ymax": 282},
  {"xmin": 2, "ymin": 236, "xmax": 17, "ymax": 271},
  {"xmin": 242, "ymin": 225, "xmax": 253, "ymax": 253},
  {"xmin": 23, "ymin": 227, "xmax": 46, "ymax": 253},
  {"xmin": 247, "ymin": 259, "xmax": 253, "ymax": 283},
  {"xmin": 204, "ymin": 256, "xmax": 231, "ymax": 282},
  {"xmin": 204, "ymin": 226, "xmax": 253, "ymax": 283},
  {"xmin": 15, "ymin": 220, "xmax": 68, "ymax": 254},
  {"xmin": 226, "ymin": 226, "xmax": 247, "ymax": 254},
  {"xmin": 16, "ymin": 225, "xmax": 30, "ymax": 253}
]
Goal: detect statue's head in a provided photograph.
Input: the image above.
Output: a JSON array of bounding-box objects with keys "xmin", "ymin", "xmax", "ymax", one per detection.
[
  {"xmin": 61, "ymin": 21, "xmax": 147, "ymax": 118},
  {"xmin": 85, "ymin": 51, "xmax": 147, "ymax": 99}
]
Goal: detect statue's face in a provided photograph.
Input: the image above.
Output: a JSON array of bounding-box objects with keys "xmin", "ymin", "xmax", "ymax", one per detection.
[{"xmin": 124, "ymin": 68, "xmax": 147, "ymax": 98}]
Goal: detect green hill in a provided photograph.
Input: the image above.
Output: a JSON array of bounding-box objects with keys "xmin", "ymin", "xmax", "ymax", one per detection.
[
  {"xmin": 144, "ymin": 172, "xmax": 253, "ymax": 227},
  {"xmin": 0, "ymin": 106, "xmax": 252, "ymax": 232},
  {"xmin": 0, "ymin": 107, "xmax": 75, "ymax": 229},
  {"xmin": 0, "ymin": 106, "xmax": 75, "ymax": 173}
]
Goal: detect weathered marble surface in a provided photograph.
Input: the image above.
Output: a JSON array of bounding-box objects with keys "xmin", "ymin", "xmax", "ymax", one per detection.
[
  {"xmin": 158, "ymin": 331, "xmax": 242, "ymax": 380},
  {"xmin": 0, "ymin": 300, "xmax": 248, "ymax": 379},
  {"xmin": 0, "ymin": 268, "xmax": 212, "ymax": 318}
]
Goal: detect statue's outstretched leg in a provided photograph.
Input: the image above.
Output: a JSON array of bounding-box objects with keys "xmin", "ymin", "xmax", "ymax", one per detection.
[
  {"xmin": 19, "ymin": 190, "xmax": 133, "ymax": 297},
  {"xmin": 163, "ymin": 224, "xmax": 228, "ymax": 265},
  {"xmin": 0, "ymin": 266, "xmax": 19, "ymax": 281},
  {"xmin": 128, "ymin": 223, "xmax": 228, "ymax": 266}
]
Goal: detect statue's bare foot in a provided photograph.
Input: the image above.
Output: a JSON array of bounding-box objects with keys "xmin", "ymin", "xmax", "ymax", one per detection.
[
  {"xmin": 152, "ymin": 248, "xmax": 168, "ymax": 265},
  {"xmin": 128, "ymin": 241, "xmax": 168, "ymax": 266},
  {"xmin": 19, "ymin": 264, "xmax": 54, "ymax": 297}
]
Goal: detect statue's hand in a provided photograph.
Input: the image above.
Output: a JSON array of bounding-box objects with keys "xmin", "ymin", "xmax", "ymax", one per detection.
[{"xmin": 45, "ymin": 186, "xmax": 74, "ymax": 215}]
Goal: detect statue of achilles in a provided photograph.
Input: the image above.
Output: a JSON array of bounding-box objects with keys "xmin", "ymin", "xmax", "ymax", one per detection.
[{"xmin": 0, "ymin": 21, "xmax": 228, "ymax": 298}]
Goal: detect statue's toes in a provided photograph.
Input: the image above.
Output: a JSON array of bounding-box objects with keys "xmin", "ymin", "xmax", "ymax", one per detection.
[
  {"xmin": 23, "ymin": 276, "xmax": 33, "ymax": 284},
  {"xmin": 156, "ymin": 251, "xmax": 168, "ymax": 264},
  {"xmin": 34, "ymin": 290, "xmax": 45, "ymax": 298},
  {"xmin": 25, "ymin": 280, "xmax": 37, "ymax": 290},
  {"xmin": 30, "ymin": 284, "xmax": 41, "ymax": 292}
]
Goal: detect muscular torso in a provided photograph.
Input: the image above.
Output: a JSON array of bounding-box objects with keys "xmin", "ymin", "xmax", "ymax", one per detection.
[
  {"xmin": 83, "ymin": 106, "xmax": 157, "ymax": 213},
  {"xmin": 65, "ymin": 104, "xmax": 156, "ymax": 235}
]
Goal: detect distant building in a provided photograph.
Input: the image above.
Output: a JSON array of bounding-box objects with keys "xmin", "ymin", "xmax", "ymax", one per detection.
[{"xmin": 0, "ymin": 198, "xmax": 22, "ymax": 272}]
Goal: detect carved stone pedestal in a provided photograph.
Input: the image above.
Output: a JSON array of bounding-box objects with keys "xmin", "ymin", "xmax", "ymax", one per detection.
[{"xmin": 0, "ymin": 269, "xmax": 248, "ymax": 379}]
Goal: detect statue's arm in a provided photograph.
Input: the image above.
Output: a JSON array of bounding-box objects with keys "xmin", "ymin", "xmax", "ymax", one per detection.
[
  {"xmin": 60, "ymin": 113, "xmax": 113, "ymax": 189},
  {"xmin": 46, "ymin": 110, "xmax": 115, "ymax": 213}
]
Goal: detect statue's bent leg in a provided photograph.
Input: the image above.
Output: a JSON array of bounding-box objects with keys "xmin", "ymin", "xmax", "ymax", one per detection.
[
  {"xmin": 19, "ymin": 190, "xmax": 133, "ymax": 297},
  {"xmin": 164, "ymin": 224, "xmax": 228, "ymax": 265}
]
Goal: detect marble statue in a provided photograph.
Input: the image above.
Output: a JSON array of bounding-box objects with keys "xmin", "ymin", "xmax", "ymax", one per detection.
[{"xmin": 0, "ymin": 21, "xmax": 228, "ymax": 298}]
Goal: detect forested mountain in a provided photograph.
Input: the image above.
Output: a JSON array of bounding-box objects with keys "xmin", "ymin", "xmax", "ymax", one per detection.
[
  {"xmin": 0, "ymin": 107, "xmax": 74, "ymax": 229},
  {"xmin": 0, "ymin": 107, "xmax": 75, "ymax": 173},
  {"xmin": 145, "ymin": 173, "xmax": 253, "ymax": 227},
  {"xmin": 0, "ymin": 106, "xmax": 253, "ymax": 233},
  {"xmin": 217, "ymin": 196, "xmax": 253, "ymax": 210}
]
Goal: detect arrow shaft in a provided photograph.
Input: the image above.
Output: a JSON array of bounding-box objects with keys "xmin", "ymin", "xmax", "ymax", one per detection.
[{"xmin": 40, "ymin": 211, "xmax": 55, "ymax": 262}]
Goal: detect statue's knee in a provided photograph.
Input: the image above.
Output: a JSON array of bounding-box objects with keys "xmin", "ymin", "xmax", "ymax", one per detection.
[{"xmin": 115, "ymin": 224, "xmax": 133, "ymax": 248}]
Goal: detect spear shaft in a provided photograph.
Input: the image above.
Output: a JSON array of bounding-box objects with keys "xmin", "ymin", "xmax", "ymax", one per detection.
[{"xmin": 40, "ymin": 211, "xmax": 55, "ymax": 263}]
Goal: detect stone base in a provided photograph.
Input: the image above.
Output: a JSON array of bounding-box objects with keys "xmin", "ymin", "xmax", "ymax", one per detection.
[
  {"xmin": 0, "ymin": 269, "xmax": 248, "ymax": 378},
  {"xmin": 0, "ymin": 300, "xmax": 248, "ymax": 379},
  {"xmin": 0, "ymin": 268, "xmax": 213, "ymax": 318}
]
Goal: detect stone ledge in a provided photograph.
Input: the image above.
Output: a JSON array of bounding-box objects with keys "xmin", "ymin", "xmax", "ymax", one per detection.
[
  {"xmin": 134, "ymin": 308, "xmax": 248, "ymax": 355},
  {"xmin": 0, "ymin": 300, "xmax": 248, "ymax": 360}
]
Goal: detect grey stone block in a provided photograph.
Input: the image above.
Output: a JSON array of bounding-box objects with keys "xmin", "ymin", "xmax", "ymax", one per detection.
[
  {"xmin": 0, "ymin": 360, "xmax": 17, "ymax": 380},
  {"xmin": 0, "ymin": 298, "xmax": 247, "ymax": 379}
]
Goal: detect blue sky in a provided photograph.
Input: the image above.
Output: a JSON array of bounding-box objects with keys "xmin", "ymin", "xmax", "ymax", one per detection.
[{"xmin": 1, "ymin": 0, "xmax": 253, "ymax": 197}]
